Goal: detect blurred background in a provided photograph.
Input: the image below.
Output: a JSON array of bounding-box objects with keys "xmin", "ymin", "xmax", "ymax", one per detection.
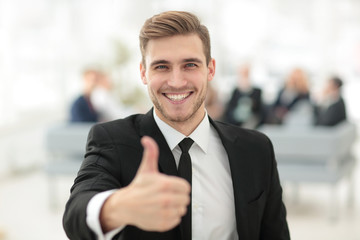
[{"xmin": 0, "ymin": 0, "xmax": 359, "ymax": 239}]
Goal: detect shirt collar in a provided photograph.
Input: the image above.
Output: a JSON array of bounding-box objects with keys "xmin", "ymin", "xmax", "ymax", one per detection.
[{"xmin": 153, "ymin": 109, "xmax": 210, "ymax": 154}]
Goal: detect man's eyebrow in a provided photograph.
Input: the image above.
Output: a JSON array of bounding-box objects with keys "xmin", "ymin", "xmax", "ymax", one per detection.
[
  {"xmin": 150, "ymin": 60, "xmax": 170, "ymax": 67},
  {"xmin": 149, "ymin": 58, "xmax": 203, "ymax": 67},
  {"xmin": 183, "ymin": 58, "xmax": 202, "ymax": 63}
]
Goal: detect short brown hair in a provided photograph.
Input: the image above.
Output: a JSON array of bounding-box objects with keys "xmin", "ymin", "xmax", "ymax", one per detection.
[
  {"xmin": 139, "ymin": 11, "xmax": 211, "ymax": 67},
  {"xmin": 331, "ymin": 76, "xmax": 343, "ymax": 89}
]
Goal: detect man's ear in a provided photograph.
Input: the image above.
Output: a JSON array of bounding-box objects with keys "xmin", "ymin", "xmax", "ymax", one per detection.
[
  {"xmin": 140, "ymin": 62, "xmax": 147, "ymax": 85},
  {"xmin": 207, "ymin": 58, "xmax": 216, "ymax": 82}
]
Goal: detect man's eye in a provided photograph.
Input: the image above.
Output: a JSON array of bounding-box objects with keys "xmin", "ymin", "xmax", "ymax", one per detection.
[
  {"xmin": 155, "ymin": 65, "xmax": 167, "ymax": 70},
  {"xmin": 185, "ymin": 63, "xmax": 196, "ymax": 68}
]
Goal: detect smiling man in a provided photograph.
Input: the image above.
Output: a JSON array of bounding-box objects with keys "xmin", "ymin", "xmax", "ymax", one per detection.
[
  {"xmin": 63, "ymin": 11, "xmax": 290, "ymax": 240},
  {"xmin": 141, "ymin": 33, "xmax": 214, "ymax": 135}
]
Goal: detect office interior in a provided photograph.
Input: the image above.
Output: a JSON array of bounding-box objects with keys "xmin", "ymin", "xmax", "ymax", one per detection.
[{"xmin": 0, "ymin": 0, "xmax": 359, "ymax": 239}]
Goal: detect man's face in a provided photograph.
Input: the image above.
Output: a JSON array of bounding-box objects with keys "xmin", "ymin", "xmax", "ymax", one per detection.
[{"xmin": 140, "ymin": 34, "xmax": 215, "ymax": 128}]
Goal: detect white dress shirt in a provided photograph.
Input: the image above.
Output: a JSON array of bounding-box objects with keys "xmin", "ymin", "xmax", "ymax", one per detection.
[{"xmin": 86, "ymin": 111, "xmax": 239, "ymax": 240}]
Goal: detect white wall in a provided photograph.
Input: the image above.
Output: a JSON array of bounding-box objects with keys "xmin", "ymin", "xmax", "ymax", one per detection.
[{"xmin": 1, "ymin": 0, "xmax": 359, "ymax": 175}]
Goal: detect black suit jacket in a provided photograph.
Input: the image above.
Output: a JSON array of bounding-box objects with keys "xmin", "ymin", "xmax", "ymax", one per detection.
[
  {"xmin": 63, "ymin": 110, "xmax": 290, "ymax": 240},
  {"xmin": 70, "ymin": 95, "xmax": 99, "ymax": 123},
  {"xmin": 314, "ymin": 97, "xmax": 346, "ymax": 126}
]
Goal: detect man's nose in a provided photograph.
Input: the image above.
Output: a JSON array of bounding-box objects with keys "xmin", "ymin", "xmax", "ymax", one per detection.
[{"xmin": 168, "ymin": 68, "xmax": 186, "ymax": 87}]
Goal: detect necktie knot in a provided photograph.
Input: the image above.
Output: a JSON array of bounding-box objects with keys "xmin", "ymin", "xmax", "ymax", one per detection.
[{"xmin": 179, "ymin": 138, "xmax": 194, "ymax": 153}]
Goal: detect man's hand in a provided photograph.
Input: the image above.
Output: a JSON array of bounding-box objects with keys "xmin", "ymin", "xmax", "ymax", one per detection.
[{"xmin": 100, "ymin": 136, "xmax": 190, "ymax": 233}]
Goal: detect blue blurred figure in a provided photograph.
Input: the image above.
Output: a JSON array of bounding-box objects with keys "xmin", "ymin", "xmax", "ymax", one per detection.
[{"xmin": 69, "ymin": 69, "xmax": 99, "ymax": 122}]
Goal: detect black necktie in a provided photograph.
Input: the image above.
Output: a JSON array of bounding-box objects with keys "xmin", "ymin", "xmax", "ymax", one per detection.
[{"xmin": 178, "ymin": 138, "xmax": 194, "ymax": 240}]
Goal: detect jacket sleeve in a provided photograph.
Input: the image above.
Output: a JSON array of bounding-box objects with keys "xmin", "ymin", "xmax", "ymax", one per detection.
[{"xmin": 62, "ymin": 124, "xmax": 127, "ymax": 240}]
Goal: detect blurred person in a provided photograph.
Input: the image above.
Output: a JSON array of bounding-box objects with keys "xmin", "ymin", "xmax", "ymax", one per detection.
[
  {"xmin": 223, "ymin": 63, "xmax": 264, "ymax": 128},
  {"xmin": 91, "ymin": 71, "xmax": 136, "ymax": 122},
  {"xmin": 265, "ymin": 68, "xmax": 310, "ymax": 124},
  {"xmin": 63, "ymin": 11, "xmax": 290, "ymax": 240},
  {"xmin": 69, "ymin": 69, "xmax": 100, "ymax": 122},
  {"xmin": 313, "ymin": 76, "xmax": 347, "ymax": 126},
  {"xmin": 204, "ymin": 82, "xmax": 224, "ymax": 120}
]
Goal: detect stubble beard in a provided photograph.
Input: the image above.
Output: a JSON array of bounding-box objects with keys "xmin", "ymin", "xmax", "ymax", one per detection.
[{"xmin": 149, "ymin": 83, "xmax": 208, "ymax": 123}]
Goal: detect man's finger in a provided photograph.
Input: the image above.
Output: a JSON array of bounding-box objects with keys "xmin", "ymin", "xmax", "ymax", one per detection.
[
  {"xmin": 159, "ymin": 175, "xmax": 191, "ymax": 194},
  {"xmin": 137, "ymin": 136, "xmax": 159, "ymax": 174}
]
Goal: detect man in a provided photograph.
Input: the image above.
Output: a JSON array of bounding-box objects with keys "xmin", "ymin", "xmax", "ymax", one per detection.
[
  {"xmin": 69, "ymin": 69, "xmax": 100, "ymax": 122},
  {"xmin": 63, "ymin": 11, "xmax": 290, "ymax": 240},
  {"xmin": 266, "ymin": 68, "xmax": 310, "ymax": 124},
  {"xmin": 223, "ymin": 63, "xmax": 263, "ymax": 128},
  {"xmin": 314, "ymin": 76, "xmax": 347, "ymax": 126}
]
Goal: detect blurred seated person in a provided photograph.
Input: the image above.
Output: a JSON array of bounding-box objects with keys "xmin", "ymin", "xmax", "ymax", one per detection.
[
  {"xmin": 266, "ymin": 68, "xmax": 310, "ymax": 124},
  {"xmin": 313, "ymin": 76, "xmax": 346, "ymax": 126},
  {"xmin": 69, "ymin": 69, "xmax": 99, "ymax": 122},
  {"xmin": 223, "ymin": 63, "xmax": 263, "ymax": 128},
  {"xmin": 91, "ymin": 71, "xmax": 135, "ymax": 122},
  {"xmin": 205, "ymin": 82, "xmax": 224, "ymax": 120}
]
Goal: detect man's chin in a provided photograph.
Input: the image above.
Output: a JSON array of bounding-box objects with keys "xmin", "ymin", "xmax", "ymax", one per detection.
[
  {"xmin": 165, "ymin": 113, "xmax": 190, "ymax": 123},
  {"xmin": 160, "ymin": 110, "xmax": 192, "ymax": 123}
]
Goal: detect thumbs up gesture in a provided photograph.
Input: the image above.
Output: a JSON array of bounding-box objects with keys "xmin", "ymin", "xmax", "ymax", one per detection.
[{"xmin": 100, "ymin": 136, "xmax": 191, "ymax": 233}]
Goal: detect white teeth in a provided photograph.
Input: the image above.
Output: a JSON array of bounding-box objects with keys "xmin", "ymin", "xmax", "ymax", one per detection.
[{"xmin": 165, "ymin": 93, "xmax": 190, "ymax": 101}]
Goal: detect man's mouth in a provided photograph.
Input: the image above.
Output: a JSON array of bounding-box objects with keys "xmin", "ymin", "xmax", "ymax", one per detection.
[{"xmin": 163, "ymin": 92, "xmax": 192, "ymax": 101}]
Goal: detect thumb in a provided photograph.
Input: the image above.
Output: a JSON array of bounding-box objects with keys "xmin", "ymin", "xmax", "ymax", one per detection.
[{"xmin": 137, "ymin": 136, "xmax": 159, "ymax": 174}]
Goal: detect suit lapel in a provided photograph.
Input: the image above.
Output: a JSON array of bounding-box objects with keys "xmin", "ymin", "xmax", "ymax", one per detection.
[{"xmin": 138, "ymin": 110, "xmax": 178, "ymax": 176}]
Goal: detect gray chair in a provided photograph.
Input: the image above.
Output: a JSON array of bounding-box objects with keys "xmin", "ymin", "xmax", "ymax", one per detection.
[
  {"xmin": 259, "ymin": 121, "xmax": 357, "ymax": 220},
  {"xmin": 45, "ymin": 123, "xmax": 94, "ymax": 209}
]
